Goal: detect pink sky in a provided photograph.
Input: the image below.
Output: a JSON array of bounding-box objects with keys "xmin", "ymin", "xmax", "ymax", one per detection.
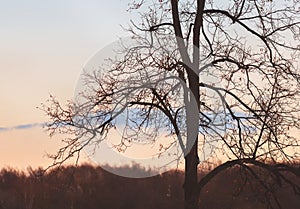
[
  {"xmin": 0, "ymin": 0, "xmax": 130, "ymax": 169},
  {"xmin": 2, "ymin": 1, "xmax": 297, "ymax": 172}
]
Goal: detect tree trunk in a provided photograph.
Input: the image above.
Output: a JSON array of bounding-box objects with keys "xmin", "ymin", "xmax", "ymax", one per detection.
[
  {"xmin": 170, "ymin": 1, "xmax": 204, "ymax": 208},
  {"xmin": 184, "ymin": 143, "xmax": 200, "ymax": 209},
  {"xmin": 184, "ymin": 67, "xmax": 200, "ymax": 209}
]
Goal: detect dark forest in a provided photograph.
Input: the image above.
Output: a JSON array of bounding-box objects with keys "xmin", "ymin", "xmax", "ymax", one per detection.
[{"xmin": 0, "ymin": 163, "xmax": 298, "ymax": 209}]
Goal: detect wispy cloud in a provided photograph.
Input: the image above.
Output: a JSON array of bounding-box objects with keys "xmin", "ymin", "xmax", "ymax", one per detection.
[
  {"xmin": 14, "ymin": 123, "xmax": 43, "ymax": 130},
  {"xmin": 0, "ymin": 127, "xmax": 9, "ymax": 132},
  {"xmin": 0, "ymin": 123, "xmax": 44, "ymax": 132}
]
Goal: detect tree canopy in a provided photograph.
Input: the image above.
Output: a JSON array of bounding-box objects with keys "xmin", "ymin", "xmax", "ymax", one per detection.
[{"xmin": 42, "ymin": 1, "xmax": 300, "ymax": 208}]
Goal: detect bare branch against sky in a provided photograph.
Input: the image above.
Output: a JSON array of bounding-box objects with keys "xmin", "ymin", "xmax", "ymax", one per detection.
[{"xmin": 42, "ymin": 1, "xmax": 300, "ymax": 209}]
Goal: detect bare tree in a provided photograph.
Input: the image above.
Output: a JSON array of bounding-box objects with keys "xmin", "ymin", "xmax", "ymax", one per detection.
[{"xmin": 42, "ymin": 0, "xmax": 300, "ymax": 209}]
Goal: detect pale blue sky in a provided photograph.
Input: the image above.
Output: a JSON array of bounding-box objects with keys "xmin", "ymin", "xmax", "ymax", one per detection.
[{"xmin": 0, "ymin": 0, "xmax": 133, "ymax": 169}]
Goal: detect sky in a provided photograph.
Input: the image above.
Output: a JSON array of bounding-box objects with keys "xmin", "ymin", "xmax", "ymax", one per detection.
[
  {"xmin": 1, "ymin": 1, "xmax": 297, "ymax": 173},
  {"xmin": 0, "ymin": 0, "xmax": 132, "ymax": 169},
  {"xmin": 0, "ymin": 0, "xmax": 213, "ymax": 175}
]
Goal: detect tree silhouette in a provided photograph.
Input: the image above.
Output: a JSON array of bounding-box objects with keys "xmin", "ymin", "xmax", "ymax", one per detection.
[{"xmin": 42, "ymin": 0, "xmax": 300, "ymax": 209}]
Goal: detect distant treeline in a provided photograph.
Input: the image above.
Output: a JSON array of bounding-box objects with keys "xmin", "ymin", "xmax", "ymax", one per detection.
[{"xmin": 0, "ymin": 162, "xmax": 299, "ymax": 209}]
